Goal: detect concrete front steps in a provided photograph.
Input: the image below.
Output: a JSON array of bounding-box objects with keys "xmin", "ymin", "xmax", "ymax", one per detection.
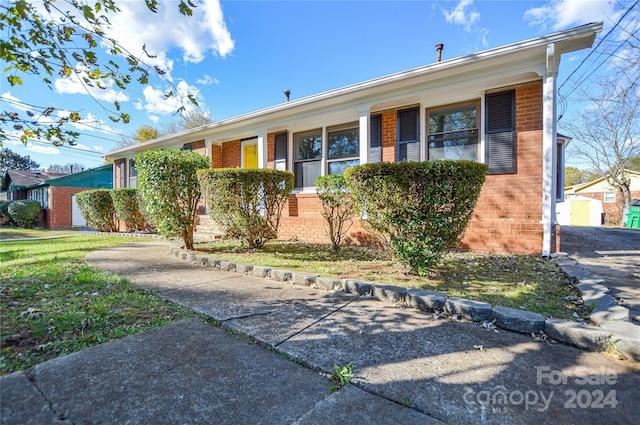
[{"xmin": 195, "ymin": 215, "xmax": 224, "ymax": 241}]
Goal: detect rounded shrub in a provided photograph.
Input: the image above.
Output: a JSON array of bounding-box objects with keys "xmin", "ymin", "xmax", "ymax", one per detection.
[
  {"xmin": 344, "ymin": 160, "xmax": 488, "ymax": 275},
  {"xmin": 136, "ymin": 149, "xmax": 210, "ymax": 250},
  {"xmin": 110, "ymin": 188, "xmax": 146, "ymax": 231},
  {"xmin": 7, "ymin": 200, "xmax": 41, "ymax": 228},
  {"xmin": 198, "ymin": 168, "xmax": 294, "ymax": 248},
  {"xmin": 75, "ymin": 189, "xmax": 116, "ymax": 232}
]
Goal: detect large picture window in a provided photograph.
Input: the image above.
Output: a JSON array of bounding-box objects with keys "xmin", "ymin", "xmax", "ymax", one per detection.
[
  {"xmin": 327, "ymin": 123, "xmax": 359, "ymax": 175},
  {"xmin": 428, "ymin": 102, "xmax": 478, "ymax": 161},
  {"xmin": 293, "ymin": 129, "xmax": 322, "ymax": 188}
]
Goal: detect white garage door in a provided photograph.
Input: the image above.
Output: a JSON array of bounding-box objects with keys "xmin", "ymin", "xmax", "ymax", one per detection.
[{"xmin": 71, "ymin": 194, "xmax": 87, "ymax": 227}]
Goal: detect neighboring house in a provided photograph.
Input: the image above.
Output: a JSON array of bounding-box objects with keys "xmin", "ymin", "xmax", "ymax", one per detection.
[
  {"xmin": 105, "ymin": 23, "xmax": 602, "ymax": 257},
  {"xmin": 2, "ymin": 166, "xmax": 113, "ymax": 228},
  {"xmin": 2, "ymin": 170, "xmax": 67, "ymax": 201},
  {"xmin": 565, "ymin": 170, "xmax": 640, "ymax": 225}
]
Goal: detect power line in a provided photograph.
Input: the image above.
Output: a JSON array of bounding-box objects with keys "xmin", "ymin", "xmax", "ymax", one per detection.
[{"xmin": 559, "ymin": 0, "xmax": 638, "ymax": 94}]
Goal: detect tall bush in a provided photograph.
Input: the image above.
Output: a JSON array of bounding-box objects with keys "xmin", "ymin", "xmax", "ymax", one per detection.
[
  {"xmin": 316, "ymin": 174, "xmax": 355, "ymax": 252},
  {"xmin": 198, "ymin": 168, "xmax": 294, "ymax": 248},
  {"xmin": 110, "ymin": 188, "xmax": 146, "ymax": 231},
  {"xmin": 136, "ymin": 149, "xmax": 210, "ymax": 250},
  {"xmin": 7, "ymin": 200, "xmax": 41, "ymax": 228},
  {"xmin": 75, "ymin": 189, "xmax": 116, "ymax": 232},
  {"xmin": 344, "ymin": 160, "xmax": 487, "ymax": 275}
]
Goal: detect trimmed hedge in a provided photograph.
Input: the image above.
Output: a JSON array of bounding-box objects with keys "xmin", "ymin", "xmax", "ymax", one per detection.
[
  {"xmin": 110, "ymin": 188, "xmax": 146, "ymax": 231},
  {"xmin": 136, "ymin": 149, "xmax": 210, "ymax": 250},
  {"xmin": 344, "ymin": 160, "xmax": 487, "ymax": 275},
  {"xmin": 316, "ymin": 174, "xmax": 355, "ymax": 252},
  {"xmin": 198, "ymin": 168, "xmax": 294, "ymax": 248},
  {"xmin": 7, "ymin": 200, "xmax": 41, "ymax": 228},
  {"xmin": 75, "ymin": 189, "xmax": 116, "ymax": 232}
]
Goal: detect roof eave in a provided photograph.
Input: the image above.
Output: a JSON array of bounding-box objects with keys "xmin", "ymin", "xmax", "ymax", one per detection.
[{"xmin": 105, "ymin": 22, "xmax": 603, "ymax": 159}]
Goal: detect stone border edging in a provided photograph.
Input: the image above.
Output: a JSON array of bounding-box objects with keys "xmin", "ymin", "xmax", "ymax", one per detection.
[
  {"xmin": 167, "ymin": 245, "xmax": 632, "ymax": 358},
  {"xmin": 550, "ymin": 253, "xmax": 640, "ymax": 361}
]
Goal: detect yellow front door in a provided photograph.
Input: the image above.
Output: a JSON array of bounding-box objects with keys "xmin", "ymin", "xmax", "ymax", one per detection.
[{"xmin": 243, "ymin": 143, "xmax": 258, "ymax": 168}]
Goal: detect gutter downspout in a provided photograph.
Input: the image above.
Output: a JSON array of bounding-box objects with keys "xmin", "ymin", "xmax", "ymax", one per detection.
[{"xmin": 541, "ymin": 43, "xmax": 558, "ymax": 257}]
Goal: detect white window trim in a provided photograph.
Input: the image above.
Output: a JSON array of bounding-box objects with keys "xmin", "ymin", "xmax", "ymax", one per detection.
[{"xmin": 604, "ymin": 192, "xmax": 616, "ymax": 203}]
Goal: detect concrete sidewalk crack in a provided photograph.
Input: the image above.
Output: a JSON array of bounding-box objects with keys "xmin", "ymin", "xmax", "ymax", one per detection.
[
  {"xmin": 23, "ymin": 370, "xmax": 73, "ymax": 424},
  {"xmin": 274, "ymin": 298, "xmax": 359, "ymax": 347}
]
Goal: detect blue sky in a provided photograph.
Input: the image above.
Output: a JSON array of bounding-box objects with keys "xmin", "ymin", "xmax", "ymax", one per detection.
[{"xmin": 1, "ymin": 0, "xmax": 632, "ymax": 170}]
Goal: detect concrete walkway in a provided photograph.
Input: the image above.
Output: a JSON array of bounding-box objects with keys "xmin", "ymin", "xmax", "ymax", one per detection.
[{"xmin": 2, "ymin": 242, "xmax": 640, "ymax": 424}]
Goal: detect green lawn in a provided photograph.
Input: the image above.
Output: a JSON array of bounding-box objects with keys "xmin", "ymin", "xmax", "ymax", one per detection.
[
  {"xmin": 195, "ymin": 240, "xmax": 589, "ymax": 321},
  {"xmin": 0, "ymin": 232, "xmax": 194, "ymax": 375},
  {"xmin": 0, "ymin": 227, "xmax": 78, "ymax": 239}
]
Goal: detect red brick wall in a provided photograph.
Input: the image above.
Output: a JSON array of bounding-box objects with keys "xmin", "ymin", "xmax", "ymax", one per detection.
[
  {"xmin": 211, "ymin": 144, "xmax": 223, "ymax": 168},
  {"xmin": 460, "ymin": 81, "xmax": 545, "ymax": 254},
  {"xmin": 222, "ymin": 140, "xmax": 241, "ymax": 168},
  {"xmin": 114, "ymin": 160, "xmax": 124, "ymax": 188},
  {"xmin": 579, "ymin": 190, "xmax": 640, "ymax": 225},
  {"xmin": 267, "ymin": 132, "xmax": 275, "ymax": 169},
  {"xmin": 191, "ymin": 140, "xmax": 206, "ymax": 156},
  {"xmin": 45, "ymin": 186, "xmax": 88, "ymax": 228}
]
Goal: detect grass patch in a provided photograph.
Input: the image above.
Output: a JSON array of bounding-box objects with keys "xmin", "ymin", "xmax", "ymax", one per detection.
[
  {"xmin": 0, "ymin": 233, "xmax": 194, "ymax": 375},
  {"xmin": 0, "ymin": 227, "xmax": 79, "ymax": 239},
  {"xmin": 195, "ymin": 240, "xmax": 587, "ymax": 321}
]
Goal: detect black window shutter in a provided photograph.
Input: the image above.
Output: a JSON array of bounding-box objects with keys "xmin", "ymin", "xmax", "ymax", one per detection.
[
  {"xmin": 486, "ymin": 90, "xmax": 516, "ymax": 174},
  {"xmin": 398, "ymin": 107, "xmax": 419, "ymax": 142},
  {"xmin": 274, "ymin": 132, "xmax": 287, "ymax": 161},
  {"xmin": 370, "ymin": 114, "xmax": 382, "ymax": 163}
]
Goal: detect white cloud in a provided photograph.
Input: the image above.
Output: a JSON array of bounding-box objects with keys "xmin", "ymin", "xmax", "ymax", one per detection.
[
  {"xmin": 93, "ymin": 145, "xmax": 104, "ymax": 152},
  {"xmin": 25, "ymin": 143, "xmax": 60, "ymax": 155},
  {"xmin": 524, "ymin": 0, "xmax": 616, "ymax": 30},
  {"xmin": 54, "ymin": 72, "xmax": 129, "ymax": 103},
  {"xmin": 102, "ymin": 0, "xmax": 234, "ymax": 75},
  {"xmin": 54, "ymin": 111, "xmax": 123, "ymax": 136},
  {"xmin": 197, "ymin": 75, "xmax": 220, "ymax": 85},
  {"xmin": 443, "ymin": 0, "xmax": 480, "ymax": 31},
  {"xmin": 138, "ymin": 80, "xmax": 205, "ymax": 116}
]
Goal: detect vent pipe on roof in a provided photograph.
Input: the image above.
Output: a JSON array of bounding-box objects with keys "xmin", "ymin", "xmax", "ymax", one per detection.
[
  {"xmin": 436, "ymin": 43, "xmax": 444, "ymax": 62},
  {"xmin": 284, "ymin": 89, "xmax": 290, "ymax": 102}
]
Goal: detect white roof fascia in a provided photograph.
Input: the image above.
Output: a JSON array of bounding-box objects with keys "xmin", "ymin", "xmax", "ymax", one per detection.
[{"xmin": 105, "ymin": 23, "xmax": 602, "ymax": 159}]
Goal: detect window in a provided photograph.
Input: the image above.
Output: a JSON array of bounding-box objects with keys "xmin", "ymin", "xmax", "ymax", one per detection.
[
  {"xmin": 604, "ymin": 192, "xmax": 616, "ymax": 203},
  {"xmin": 369, "ymin": 114, "xmax": 382, "ymax": 163},
  {"xmin": 397, "ymin": 107, "xmax": 419, "ymax": 162},
  {"xmin": 327, "ymin": 123, "xmax": 359, "ymax": 175},
  {"xmin": 428, "ymin": 102, "xmax": 478, "ymax": 161},
  {"xmin": 485, "ymin": 90, "xmax": 516, "ymax": 174},
  {"xmin": 119, "ymin": 160, "xmax": 126, "ymax": 188},
  {"xmin": 129, "ymin": 159, "xmax": 138, "ymax": 189},
  {"xmin": 293, "ymin": 129, "xmax": 322, "ymax": 188},
  {"xmin": 274, "ymin": 132, "xmax": 288, "ymax": 171}
]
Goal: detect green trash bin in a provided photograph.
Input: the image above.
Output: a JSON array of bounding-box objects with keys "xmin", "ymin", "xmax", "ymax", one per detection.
[{"xmin": 627, "ymin": 199, "xmax": 640, "ymax": 229}]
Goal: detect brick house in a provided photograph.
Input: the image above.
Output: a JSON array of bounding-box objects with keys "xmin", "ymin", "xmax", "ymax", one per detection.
[
  {"xmin": 565, "ymin": 170, "xmax": 640, "ymax": 225},
  {"xmin": 2, "ymin": 166, "xmax": 113, "ymax": 228},
  {"xmin": 106, "ymin": 23, "xmax": 602, "ymax": 256}
]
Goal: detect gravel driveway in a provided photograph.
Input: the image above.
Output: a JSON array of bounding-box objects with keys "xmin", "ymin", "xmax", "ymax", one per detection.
[{"xmin": 561, "ymin": 226, "xmax": 640, "ymax": 322}]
